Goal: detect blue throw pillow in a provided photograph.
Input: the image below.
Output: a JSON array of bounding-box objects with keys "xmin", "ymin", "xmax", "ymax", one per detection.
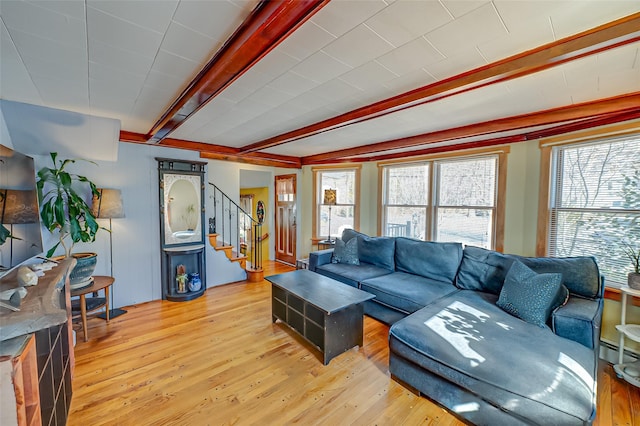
[
  {"xmin": 497, "ymin": 260, "xmax": 568, "ymax": 328},
  {"xmin": 331, "ymin": 238, "xmax": 359, "ymax": 265}
]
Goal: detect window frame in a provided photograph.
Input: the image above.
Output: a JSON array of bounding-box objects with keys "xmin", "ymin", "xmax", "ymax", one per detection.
[
  {"xmin": 378, "ymin": 147, "xmax": 508, "ymax": 251},
  {"xmin": 536, "ymin": 125, "xmax": 640, "ymax": 288},
  {"xmin": 311, "ymin": 165, "xmax": 361, "ymax": 242}
]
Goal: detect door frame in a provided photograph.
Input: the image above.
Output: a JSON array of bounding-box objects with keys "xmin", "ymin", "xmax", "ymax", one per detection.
[{"xmin": 274, "ymin": 174, "xmax": 297, "ymax": 265}]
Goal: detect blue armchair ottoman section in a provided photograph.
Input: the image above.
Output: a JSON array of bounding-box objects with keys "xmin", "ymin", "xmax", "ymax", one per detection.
[{"xmin": 308, "ymin": 229, "xmax": 603, "ymax": 425}]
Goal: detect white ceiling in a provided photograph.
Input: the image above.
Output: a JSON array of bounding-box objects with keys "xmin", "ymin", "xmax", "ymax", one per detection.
[{"xmin": 1, "ymin": 0, "xmax": 639, "ymax": 163}]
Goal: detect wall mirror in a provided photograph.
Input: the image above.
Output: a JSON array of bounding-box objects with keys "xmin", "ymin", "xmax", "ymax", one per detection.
[{"xmin": 158, "ymin": 159, "xmax": 206, "ymax": 247}]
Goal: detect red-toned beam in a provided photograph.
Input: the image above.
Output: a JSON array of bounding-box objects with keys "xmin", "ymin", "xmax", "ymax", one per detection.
[
  {"xmin": 147, "ymin": 0, "xmax": 330, "ymax": 143},
  {"xmin": 120, "ymin": 131, "xmax": 301, "ymax": 168},
  {"xmin": 301, "ymin": 92, "xmax": 640, "ymax": 164},
  {"xmin": 120, "ymin": 131, "xmax": 148, "ymax": 143},
  {"xmin": 241, "ymin": 12, "xmax": 640, "ymax": 154},
  {"xmin": 200, "ymin": 151, "xmax": 300, "ymax": 169},
  {"xmin": 351, "ymin": 110, "xmax": 640, "ymax": 164}
]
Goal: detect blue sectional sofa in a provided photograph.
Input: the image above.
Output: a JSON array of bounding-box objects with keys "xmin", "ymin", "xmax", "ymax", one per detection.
[{"xmin": 309, "ymin": 229, "xmax": 603, "ymax": 425}]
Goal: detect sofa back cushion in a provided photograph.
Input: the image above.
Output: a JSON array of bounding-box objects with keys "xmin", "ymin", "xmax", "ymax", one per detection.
[
  {"xmin": 341, "ymin": 228, "xmax": 368, "ymax": 243},
  {"xmin": 456, "ymin": 246, "xmax": 602, "ymax": 299},
  {"xmin": 455, "ymin": 246, "xmax": 513, "ymax": 294},
  {"xmin": 395, "ymin": 238, "xmax": 462, "ymax": 284},
  {"xmin": 514, "ymin": 255, "xmax": 601, "ymax": 299},
  {"xmin": 358, "ymin": 236, "xmax": 395, "ymax": 271}
]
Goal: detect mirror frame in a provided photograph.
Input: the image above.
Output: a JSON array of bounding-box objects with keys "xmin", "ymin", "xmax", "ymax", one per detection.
[{"xmin": 157, "ymin": 158, "xmax": 207, "ymax": 248}]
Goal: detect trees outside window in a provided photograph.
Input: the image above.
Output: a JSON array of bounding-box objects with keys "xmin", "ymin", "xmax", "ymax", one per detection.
[
  {"xmin": 548, "ymin": 136, "xmax": 640, "ymax": 287},
  {"xmin": 381, "ymin": 151, "xmax": 503, "ymax": 249}
]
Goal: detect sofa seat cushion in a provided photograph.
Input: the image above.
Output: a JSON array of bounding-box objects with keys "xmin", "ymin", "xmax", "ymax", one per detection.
[
  {"xmin": 389, "ymin": 290, "xmax": 597, "ymax": 424},
  {"xmin": 315, "ymin": 262, "xmax": 392, "ymax": 288},
  {"xmin": 361, "ymin": 272, "xmax": 458, "ymax": 314}
]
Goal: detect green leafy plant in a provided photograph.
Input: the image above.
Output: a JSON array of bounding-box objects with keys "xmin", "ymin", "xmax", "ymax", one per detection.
[
  {"xmin": 36, "ymin": 153, "xmax": 100, "ymax": 258},
  {"xmin": 624, "ymin": 243, "xmax": 640, "ymax": 274}
]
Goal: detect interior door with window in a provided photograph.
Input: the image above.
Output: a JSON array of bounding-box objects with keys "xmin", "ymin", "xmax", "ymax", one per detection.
[{"xmin": 275, "ymin": 174, "xmax": 296, "ymax": 265}]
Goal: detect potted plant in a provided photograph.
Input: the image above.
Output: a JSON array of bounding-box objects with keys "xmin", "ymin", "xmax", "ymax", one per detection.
[
  {"xmin": 624, "ymin": 242, "xmax": 640, "ymax": 290},
  {"xmin": 37, "ymin": 152, "xmax": 101, "ymax": 289}
]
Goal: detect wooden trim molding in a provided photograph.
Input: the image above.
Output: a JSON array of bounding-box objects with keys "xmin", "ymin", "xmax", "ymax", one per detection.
[
  {"xmin": 495, "ymin": 152, "xmax": 508, "ymax": 253},
  {"xmin": 539, "ymin": 118, "xmax": 640, "ymax": 148},
  {"xmin": 535, "ymin": 120, "xmax": 640, "ymax": 256},
  {"xmin": 311, "ymin": 166, "xmax": 361, "ymax": 240},
  {"xmin": 376, "ymin": 145, "xmax": 511, "ymax": 167},
  {"xmin": 376, "ymin": 148, "xmax": 508, "ymax": 251},
  {"xmin": 240, "ymin": 13, "xmax": 640, "ymax": 154},
  {"xmin": 301, "ymin": 92, "xmax": 640, "ymax": 164},
  {"xmin": 536, "ymin": 146, "xmax": 552, "ymax": 257},
  {"xmin": 147, "ymin": 0, "xmax": 330, "ymax": 143},
  {"xmin": 605, "ymin": 287, "xmax": 640, "ymax": 307}
]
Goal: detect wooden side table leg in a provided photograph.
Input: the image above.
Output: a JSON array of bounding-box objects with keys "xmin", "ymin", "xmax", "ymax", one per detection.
[
  {"xmin": 105, "ymin": 286, "xmax": 110, "ymax": 323},
  {"xmin": 80, "ymin": 294, "xmax": 88, "ymax": 342}
]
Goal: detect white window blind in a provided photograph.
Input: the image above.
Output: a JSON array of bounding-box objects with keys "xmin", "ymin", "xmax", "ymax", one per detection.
[{"xmin": 549, "ymin": 136, "xmax": 640, "ymax": 287}]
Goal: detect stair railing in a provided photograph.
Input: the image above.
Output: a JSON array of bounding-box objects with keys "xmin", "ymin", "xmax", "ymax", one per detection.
[{"xmin": 209, "ymin": 183, "xmax": 263, "ymax": 272}]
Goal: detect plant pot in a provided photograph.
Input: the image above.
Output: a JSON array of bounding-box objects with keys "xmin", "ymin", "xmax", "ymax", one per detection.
[
  {"xmin": 629, "ymin": 273, "xmax": 640, "ymax": 290},
  {"xmin": 55, "ymin": 253, "xmax": 98, "ymax": 290}
]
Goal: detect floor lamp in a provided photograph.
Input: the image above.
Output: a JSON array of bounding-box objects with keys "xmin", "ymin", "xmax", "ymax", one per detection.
[
  {"xmin": 323, "ymin": 189, "xmax": 337, "ymax": 243},
  {"xmin": 91, "ymin": 188, "xmax": 127, "ymax": 319}
]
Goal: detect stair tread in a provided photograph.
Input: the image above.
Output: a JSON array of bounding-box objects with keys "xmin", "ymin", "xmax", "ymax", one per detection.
[{"xmin": 214, "ymin": 244, "xmax": 233, "ymax": 250}]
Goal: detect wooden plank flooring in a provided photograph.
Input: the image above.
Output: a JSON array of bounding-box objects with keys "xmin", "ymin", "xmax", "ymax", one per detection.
[{"xmin": 69, "ymin": 261, "xmax": 638, "ymax": 425}]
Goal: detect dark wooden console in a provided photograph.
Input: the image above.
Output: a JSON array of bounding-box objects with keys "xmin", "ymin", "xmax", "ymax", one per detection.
[{"xmin": 0, "ymin": 260, "xmax": 75, "ymax": 426}]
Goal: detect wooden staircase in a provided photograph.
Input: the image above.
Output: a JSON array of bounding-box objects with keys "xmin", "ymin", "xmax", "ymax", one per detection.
[
  {"xmin": 208, "ymin": 233, "xmax": 263, "ymax": 282},
  {"xmin": 208, "ymin": 183, "xmax": 265, "ymax": 283},
  {"xmin": 208, "ymin": 233, "xmax": 247, "ymax": 269}
]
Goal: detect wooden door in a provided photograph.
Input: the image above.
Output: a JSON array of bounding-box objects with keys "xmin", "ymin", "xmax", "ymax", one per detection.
[{"xmin": 275, "ymin": 174, "xmax": 296, "ymax": 265}]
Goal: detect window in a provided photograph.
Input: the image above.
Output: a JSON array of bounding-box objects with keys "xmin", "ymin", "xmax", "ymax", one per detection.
[
  {"xmin": 380, "ymin": 149, "xmax": 506, "ymax": 250},
  {"xmin": 545, "ymin": 136, "xmax": 640, "ymax": 287},
  {"xmin": 312, "ymin": 166, "xmax": 360, "ymax": 240},
  {"xmin": 435, "ymin": 157, "xmax": 497, "ymax": 248}
]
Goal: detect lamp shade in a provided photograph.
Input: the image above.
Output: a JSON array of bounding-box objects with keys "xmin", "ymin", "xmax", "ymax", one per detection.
[
  {"xmin": 0, "ymin": 189, "xmax": 38, "ymax": 224},
  {"xmin": 323, "ymin": 189, "xmax": 337, "ymax": 206},
  {"xmin": 91, "ymin": 188, "xmax": 125, "ymax": 219}
]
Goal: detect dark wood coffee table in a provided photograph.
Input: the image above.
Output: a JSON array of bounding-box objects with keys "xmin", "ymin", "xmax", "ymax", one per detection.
[{"xmin": 266, "ymin": 269, "xmax": 375, "ymax": 365}]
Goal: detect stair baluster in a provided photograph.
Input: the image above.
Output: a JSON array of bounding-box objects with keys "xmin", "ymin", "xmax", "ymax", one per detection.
[{"xmin": 208, "ymin": 183, "xmax": 263, "ymax": 281}]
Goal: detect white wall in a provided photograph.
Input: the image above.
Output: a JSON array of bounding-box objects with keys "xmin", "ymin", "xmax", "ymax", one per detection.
[{"xmin": 33, "ymin": 143, "xmax": 206, "ymax": 307}]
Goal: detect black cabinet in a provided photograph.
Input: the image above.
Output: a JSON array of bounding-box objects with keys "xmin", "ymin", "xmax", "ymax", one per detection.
[
  {"xmin": 161, "ymin": 245, "xmax": 206, "ymax": 302},
  {"xmin": 157, "ymin": 158, "xmax": 207, "ymax": 302},
  {"xmin": 36, "ymin": 323, "xmax": 72, "ymax": 426}
]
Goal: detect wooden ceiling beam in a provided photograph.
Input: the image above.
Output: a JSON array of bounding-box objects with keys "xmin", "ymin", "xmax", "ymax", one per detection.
[
  {"xmin": 200, "ymin": 152, "xmax": 300, "ymax": 169},
  {"xmin": 241, "ymin": 12, "xmax": 640, "ymax": 154},
  {"xmin": 301, "ymin": 92, "xmax": 640, "ymax": 164},
  {"xmin": 119, "ymin": 131, "xmax": 148, "ymax": 144},
  {"xmin": 147, "ymin": 0, "xmax": 330, "ymax": 143},
  {"xmin": 121, "ymin": 131, "xmax": 301, "ymax": 168}
]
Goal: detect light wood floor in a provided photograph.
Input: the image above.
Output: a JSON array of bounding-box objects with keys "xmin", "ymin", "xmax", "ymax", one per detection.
[{"xmin": 69, "ymin": 261, "xmax": 639, "ymax": 425}]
